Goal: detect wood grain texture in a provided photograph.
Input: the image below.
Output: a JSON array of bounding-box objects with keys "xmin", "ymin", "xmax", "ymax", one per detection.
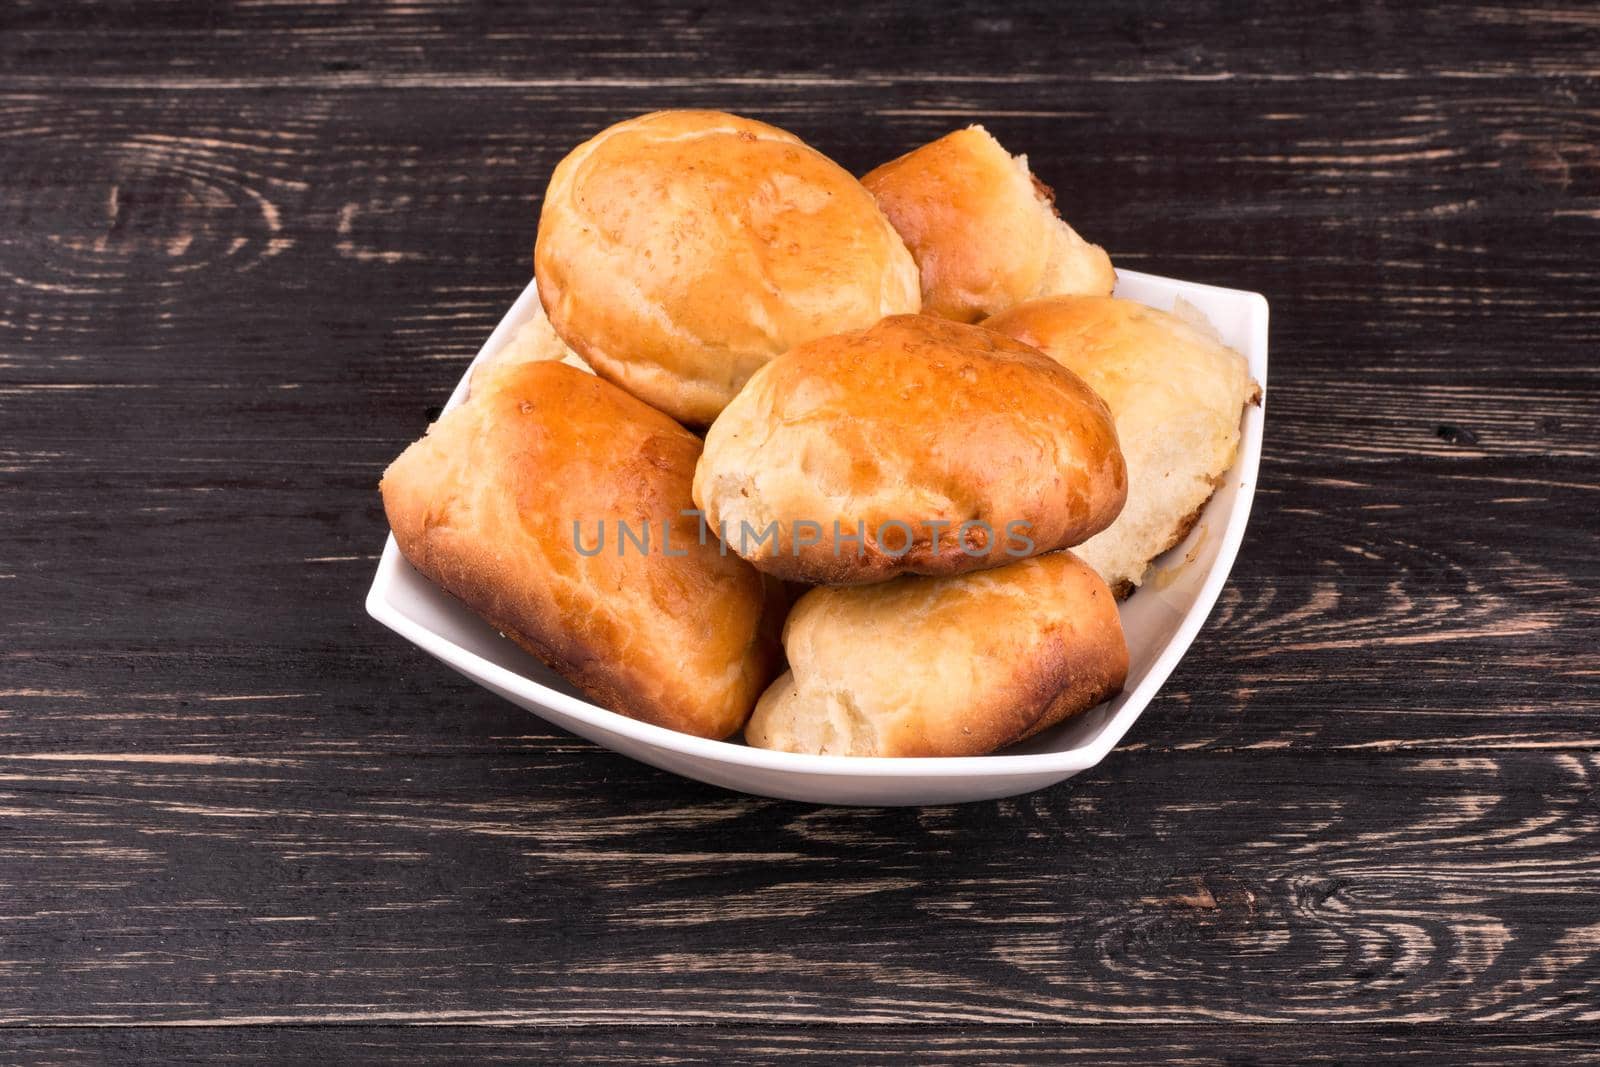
[
  {"xmin": 0, "ymin": 752, "xmax": 1597, "ymax": 1026},
  {"xmin": 7, "ymin": 1025, "xmax": 1600, "ymax": 1066},
  {"xmin": 1, "ymin": 0, "xmax": 1597, "ymax": 1061}
]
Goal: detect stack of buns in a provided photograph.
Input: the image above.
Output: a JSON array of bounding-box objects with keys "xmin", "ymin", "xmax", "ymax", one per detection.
[{"xmin": 381, "ymin": 109, "xmax": 1258, "ymax": 757}]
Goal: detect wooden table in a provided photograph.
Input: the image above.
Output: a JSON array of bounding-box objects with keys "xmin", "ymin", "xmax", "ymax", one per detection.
[{"xmin": 3, "ymin": 2, "xmax": 1597, "ymax": 1061}]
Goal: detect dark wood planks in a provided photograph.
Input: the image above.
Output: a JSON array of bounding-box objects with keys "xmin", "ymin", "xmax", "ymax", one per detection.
[
  {"xmin": 2, "ymin": 0, "xmax": 1599, "ymax": 83},
  {"xmin": 1, "ymin": 0, "xmax": 1598, "ymax": 1059},
  {"xmin": 0, "ymin": 751, "xmax": 1598, "ymax": 1027},
  {"xmin": 7, "ymin": 1024, "xmax": 1600, "ymax": 1065}
]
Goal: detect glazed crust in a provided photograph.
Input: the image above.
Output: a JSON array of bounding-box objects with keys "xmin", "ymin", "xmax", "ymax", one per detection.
[
  {"xmin": 983, "ymin": 295, "xmax": 1260, "ymax": 595},
  {"xmin": 861, "ymin": 125, "xmax": 1114, "ymax": 324},
  {"xmin": 380, "ymin": 361, "xmax": 781, "ymax": 739},
  {"xmin": 535, "ymin": 109, "xmax": 920, "ymax": 427},
  {"xmin": 745, "ymin": 551, "xmax": 1128, "ymax": 757},
  {"xmin": 693, "ymin": 314, "xmax": 1128, "ymax": 585}
]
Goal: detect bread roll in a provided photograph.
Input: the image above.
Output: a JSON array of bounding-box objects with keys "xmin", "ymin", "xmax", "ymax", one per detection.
[
  {"xmin": 693, "ymin": 314, "xmax": 1127, "ymax": 585},
  {"xmin": 984, "ymin": 295, "xmax": 1260, "ymax": 595},
  {"xmin": 535, "ymin": 109, "xmax": 920, "ymax": 426},
  {"xmin": 746, "ymin": 551, "xmax": 1127, "ymax": 757},
  {"xmin": 862, "ymin": 125, "xmax": 1114, "ymax": 323},
  {"xmin": 381, "ymin": 361, "xmax": 780, "ymax": 739},
  {"xmin": 468, "ymin": 298, "xmax": 591, "ymax": 398}
]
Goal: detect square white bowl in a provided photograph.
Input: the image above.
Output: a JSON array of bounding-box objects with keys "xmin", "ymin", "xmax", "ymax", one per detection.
[{"xmin": 367, "ymin": 270, "xmax": 1267, "ymax": 805}]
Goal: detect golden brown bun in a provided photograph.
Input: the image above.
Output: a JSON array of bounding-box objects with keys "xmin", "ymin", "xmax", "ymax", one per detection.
[
  {"xmin": 693, "ymin": 314, "xmax": 1128, "ymax": 585},
  {"xmin": 745, "ymin": 551, "xmax": 1127, "ymax": 757},
  {"xmin": 535, "ymin": 110, "xmax": 920, "ymax": 427},
  {"xmin": 984, "ymin": 296, "xmax": 1260, "ymax": 595},
  {"xmin": 861, "ymin": 125, "xmax": 1115, "ymax": 323},
  {"xmin": 380, "ymin": 361, "xmax": 780, "ymax": 739},
  {"xmin": 468, "ymin": 296, "xmax": 591, "ymax": 398}
]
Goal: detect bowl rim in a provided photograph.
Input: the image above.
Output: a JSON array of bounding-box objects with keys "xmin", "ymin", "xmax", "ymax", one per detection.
[{"xmin": 367, "ymin": 269, "xmax": 1267, "ymax": 780}]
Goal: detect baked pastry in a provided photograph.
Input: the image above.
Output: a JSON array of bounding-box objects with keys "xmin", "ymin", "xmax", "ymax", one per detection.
[
  {"xmin": 692, "ymin": 314, "xmax": 1127, "ymax": 584},
  {"xmin": 746, "ymin": 551, "xmax": 1127, "ymax": 757},
  {"xmin": 535, "ymin": 109, "xmax": 920, "ymax": 426},
  {"xmin": 381, "ymin": 361, "xmax": 780, "ymax": 739},
  {"xmin": 468, "ymin": 298, "xmax": 591, "ymax": 398},
  {"xmin": 984, "ymin": 295, "xmax": 1260, "ymax": 595},
  {"xmin": 861, "ymin": 125, "xmax": 1114, "ymax": 323}
]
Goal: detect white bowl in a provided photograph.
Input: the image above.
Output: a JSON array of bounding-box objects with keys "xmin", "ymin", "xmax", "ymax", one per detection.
[{"xmin": 367, "ymin": 271, "xmax": 1267, "ymax": 805}]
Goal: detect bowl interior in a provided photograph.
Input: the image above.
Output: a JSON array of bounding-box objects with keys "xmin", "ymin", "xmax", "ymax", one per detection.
[{"xmin": 368, "ymin": 270, "xmax": 1267, "ymax": 780}]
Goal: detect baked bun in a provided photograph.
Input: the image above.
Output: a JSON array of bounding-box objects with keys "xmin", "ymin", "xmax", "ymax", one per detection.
[
  {"xmin": 861, "ymin": 125, "xmax": 1114, "ymax": 323},
  {"xmin": 468, "ymin": 297, "xmax": 591, "ymax": 398},
  {"xmin": 746, "ymin": 551, "xmax": 1127, "ymax": 757},
  {"xmin": 984, "ymin": 295, "xmax": 1260, "ymax": 595},
  {"xmin": 535, "ymin": 109, "xmax": 920, "ymax": 426},
  {"xmin": 381, "ymin": 361, "xmax": 780, "ymax": 739},
  {"xmin": 693, "ymin": 314, "xmax": 1127, "ymax": 585}
]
